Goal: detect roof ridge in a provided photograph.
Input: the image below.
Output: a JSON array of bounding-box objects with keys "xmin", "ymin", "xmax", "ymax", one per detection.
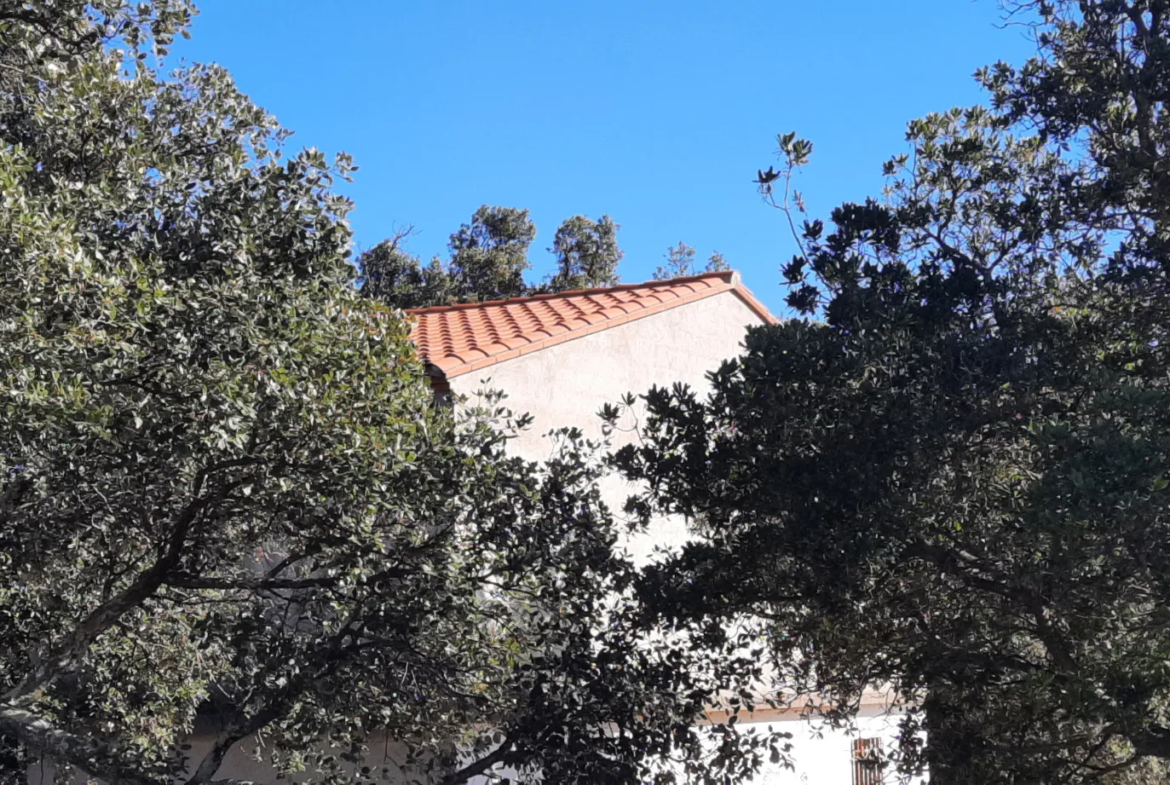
[
  {"xmin": 408, "ymin": 270, "xmax": 776, "ymax": 380},
  {"xmin": 405, "ymin": 270, "xmax": 738, "ymax": 315}
]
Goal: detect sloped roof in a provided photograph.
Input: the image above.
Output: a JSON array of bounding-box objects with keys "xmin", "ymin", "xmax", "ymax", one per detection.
[{"xmin": 408, "ymin": 270, "xmax": 777, "ymax": 379}]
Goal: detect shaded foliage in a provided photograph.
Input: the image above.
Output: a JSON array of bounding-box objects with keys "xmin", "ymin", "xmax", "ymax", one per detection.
[
  {"xmin": 545, "ymin": 214, "xmax": 624, "ymax": 292},
  {"xmin": 354, "ymin": 229, "xmax": 450, "ymax": 310},
  {"xmin": 611, "ymin": 2, "xmax": 1170, "ymax": 783},
  {"xmin": 359, "ymin": 212, "xmax": 632, "ymax": 310},
  {"xmin": 445, "ymin": 205, "xmax": 536, "ymax": 302},
  {"xmin": 0, "ymin": 3, "xmax": 774, "ymax": 784}
]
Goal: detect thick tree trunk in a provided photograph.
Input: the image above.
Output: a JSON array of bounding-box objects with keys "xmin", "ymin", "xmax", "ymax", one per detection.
[{"xmin": 923, "ymin": 686, "xmax": 959, "ymax": 785}]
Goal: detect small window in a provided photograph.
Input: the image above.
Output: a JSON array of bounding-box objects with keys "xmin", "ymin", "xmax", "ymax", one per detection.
[{"xmin": 852, "ymin": 737, "xmax": 884, "ymax": 785}]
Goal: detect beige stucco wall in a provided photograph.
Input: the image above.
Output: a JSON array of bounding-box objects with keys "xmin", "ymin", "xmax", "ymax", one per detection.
[{"xmin": 448, "ymin": 289, "xmax": 766, "ymax": 564}]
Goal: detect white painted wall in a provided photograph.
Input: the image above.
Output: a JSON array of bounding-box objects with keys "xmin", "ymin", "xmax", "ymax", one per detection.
[
  {"xmin": 449, "ymin": 292, "xmax": 921, "ymax": 785},
  {"xmin": 691, "ymin": 707, "xmax": 919, "ymax": 785},
  {"xmin": 449, "ymin": 290, "xmax": 763, "ymax": 564}
]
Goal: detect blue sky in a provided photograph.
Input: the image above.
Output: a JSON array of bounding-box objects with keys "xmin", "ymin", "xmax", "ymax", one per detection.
[{"xmin": 171, "ymin": 1, "xmax": 1035, "ymax": 316}]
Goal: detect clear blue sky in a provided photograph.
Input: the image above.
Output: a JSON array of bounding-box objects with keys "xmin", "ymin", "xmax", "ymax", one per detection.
[{"xmin": 171, "ymin": 1, "xmax": 1035, "ymax": 316}]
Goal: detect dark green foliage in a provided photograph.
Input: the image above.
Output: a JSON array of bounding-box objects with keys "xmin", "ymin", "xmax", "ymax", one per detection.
[
  {"xmin": 0, "ymin": 4, "xmax": 769, "ymax": 784},
  {"xmin": 446, "ymin": 205, "xmax": 535, "ymax": 301},
  {"xmin": 357, "ymin": 206, "xmax": 533, "ymax": 309},
  {"xmin": 546, "ymin": 215, "xmax": 624, "ymax": 291},
  {"xmin": 360, "ymin": 210, "xmax": 633, "ymax": 309},
  {"xmin": 611, "ymin": 2, "xmax": 1170, "ymax": 783},
  {"xmin": 356, "ymin": 230, "xmax": 451, "ymax": 310}
]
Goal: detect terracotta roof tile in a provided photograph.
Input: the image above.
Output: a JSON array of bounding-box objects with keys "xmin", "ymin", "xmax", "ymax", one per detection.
[{"xmin": 408, "ymin": 271, "xmax": 777, "ymax": 379}]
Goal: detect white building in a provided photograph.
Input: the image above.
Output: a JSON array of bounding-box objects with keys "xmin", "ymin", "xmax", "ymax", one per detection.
[{"xmin": 409, "ymin": 271, "xmax": 913, "ymax": 785}]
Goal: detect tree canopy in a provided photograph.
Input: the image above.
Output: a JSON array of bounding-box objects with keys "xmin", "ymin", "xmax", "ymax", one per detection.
[
  {"xmin": 357, "ymin": 229, "xmax": 453, "ymax": 310},
  {"xmin": 445, "ymin": 205, "xmax": 536, "ymax": 302},
  {"xmin": 358, "ymin": 211, "xmax": 630, "ymax": 310},
  {"xmin": 0, "ymin": 3, "xmax": 771, "ymax": 784},
  {"xmin": 544, "ymin": 214, "xmax": 624, "ymax": 292},
  {"xmin": 612, "ymin": 2, "xmax": 1170, "ymax": 783},
  {"xmin": 359, "ymin": 215, "xmax": 737, "ymax": 312},
  {"xmin": 653, "ymin": 242, "xmax": 729, "ymax": 281}
]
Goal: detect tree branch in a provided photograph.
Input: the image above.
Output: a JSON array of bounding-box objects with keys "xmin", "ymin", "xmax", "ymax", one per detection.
[
  {"xmin": 184, "ymin": 705, "xmax": 285, "ymax": 785},
  {"xmin": 0, "ymin": 704, "xmax": 255, "ymax": 785},
  {"xmin": 166, "ymin": 574, "xmax": 338, "ymax": 591},
  {"xmin": 5, "ymin": 489, "xmax": 215, "ymax": 705},
  {"xmin": 438, "ymin": 733, "xmax": 519, "ymax": 785}
]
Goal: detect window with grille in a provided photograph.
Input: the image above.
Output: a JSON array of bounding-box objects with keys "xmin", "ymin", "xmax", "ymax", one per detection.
[{"xmin": 852, "ymin": 737, "xmax": 883, "ymax": 785}]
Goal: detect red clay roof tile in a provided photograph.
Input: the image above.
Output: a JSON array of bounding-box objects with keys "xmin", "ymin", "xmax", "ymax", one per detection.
[{"xmin": 408, "ymin": 271, "xmax": 777, "ymax": 379}]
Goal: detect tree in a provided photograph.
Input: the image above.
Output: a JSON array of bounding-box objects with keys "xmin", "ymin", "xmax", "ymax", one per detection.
[
  {"xmin": 611, "ymin": 2, "xmax": 1170, "ymax": 783},
  {"xmin": 362, "ymin": 212, "xmax": 635, "ymax": 309},
  {"xmin": 654, "ymin": 242, "xmax": 730, "ymax": 280},
  {"xmin": 361, "ymin": 207, "xmax": 535, "ymax": 309},
  {"xmin": 546, "ymin": 215, "xmax": 623, "ymax": 291},
  {"xmin": 0, "ymin": 4, "xmax": 770, "ymax": 784},
  {"xmin": 705, "ymin": 250, "xmax": 730, "ymax": 273},
  {"xmin": 446, "ymin": 205, "xmax": 534, "ymax": 302},
  {"xmin": 357, "ymin": 229, "xmax": 451, "ymax": 310}
]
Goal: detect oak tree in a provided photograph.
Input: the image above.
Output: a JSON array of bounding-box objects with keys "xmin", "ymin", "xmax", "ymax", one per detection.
[
  {"xmin": 613, "ymin": 2, "xmax": 1170, "ymax": 783},
  {"xmin": 0, "ymin": 3, "xmax": 769, "ymax": 784},
  {"xmin": 545, "ymin": 214, "xmax": 624, "ymax": 292},
  {"xmin": 445, "ymin": 205, "xmax": 535, "ymax": 302}
]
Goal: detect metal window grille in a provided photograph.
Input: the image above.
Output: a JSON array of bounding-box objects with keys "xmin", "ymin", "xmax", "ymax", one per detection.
[{"xmin": 852, "ymin": 737, "xmax": 883, "ymax": 785}]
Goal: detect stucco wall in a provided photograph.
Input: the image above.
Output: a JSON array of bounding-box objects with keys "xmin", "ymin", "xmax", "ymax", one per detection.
[
  {"xmin": 447, "ymin": 292, "xmax": 923, "ymax": 785},
  {"xmin": 698, "ymin": 706, "xmax": 919, "ymax": 785},
  {"xmin": 448, "ymin": 289, "xmax": 764, "ymax": 564}
]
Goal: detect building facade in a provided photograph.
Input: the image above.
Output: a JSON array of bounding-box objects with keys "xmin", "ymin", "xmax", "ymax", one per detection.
[{"xmin": 410, "ymin": 271, "xmax": 915, "ymax": 785}]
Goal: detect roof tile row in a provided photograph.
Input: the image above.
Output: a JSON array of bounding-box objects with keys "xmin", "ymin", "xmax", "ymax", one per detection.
[{"xmin": 408, "ymin": 271, "xmax": 776, "ymax": 379}]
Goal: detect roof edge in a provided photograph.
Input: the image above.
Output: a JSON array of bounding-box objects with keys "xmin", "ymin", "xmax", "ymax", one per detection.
[
  {"xmin": 431, "ymin": 274, "xmax": 777, "ymax": 380},
  {"xmin": 726, "ymin": 272, "xmax": 779, "ymax": 326},
  {"xmin": 406, "ymin": 270, "xmax": 741, "ymax": 316}
]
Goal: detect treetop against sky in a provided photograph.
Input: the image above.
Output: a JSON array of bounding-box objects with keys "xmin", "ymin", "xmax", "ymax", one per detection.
[{"xmin": 172, "ymin": 0, "xmax": 1035, "ymax": 313}]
